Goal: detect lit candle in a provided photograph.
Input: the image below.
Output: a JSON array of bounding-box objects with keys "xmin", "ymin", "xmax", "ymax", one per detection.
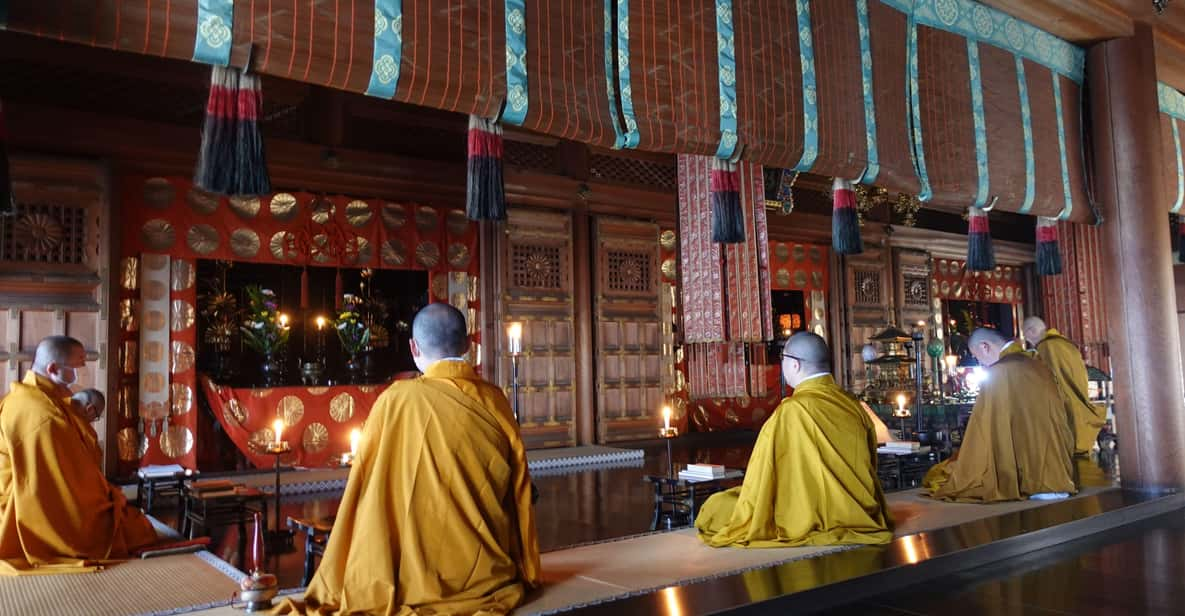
[
  {"xmin": 316, "ymin": 316, "xmax": 326, "ymax": 331},
  {"xmin": 350, "ymin": 428, "xmax": 361, "ymax": 457},
  {"xmin": 273, "ymin": 418, "xmax": 284, "ymax": 446},
  {"xmin": 507, "ymin": 322, "xmax": 523, "ymax": 355},
  {"xmin": 945, "ymin": 354, "xmax": 958, "ymax": 374},
  {"xmin": 279, "ymin": 313, "xmax": 289, "ymax": 328},
  {"xmin": 662, "ymin": 405, "xmax": 672, "ymax": 430},
  {"xmin": 896, "ymin": 393, "xmax": 907, "ymax": 415}
]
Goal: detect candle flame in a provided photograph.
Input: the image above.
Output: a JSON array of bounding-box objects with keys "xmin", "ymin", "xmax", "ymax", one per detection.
[
  {"xmin": 662, "ymin": 405, "xmax": 672, "ymax": 430},
  {"xmin": 896, "ymin": 393, "xmax": 907, "ymax": 409},
  {"xmin": 507, "ymin": 322, "xmax": 522, "ymax": 339},
  {"xmin": 272, "ymin": 418, "xmax": 284, "ymax": 445},
  {"xmin": 350, "ymin": 428, "xmax": 361, "ymax": 456},
  {"xmin": 316, "ymin": 316, "xmax": 326, "ymax": 330},
  {"xmin": 279, "ymin": 313, "xmax": 289, "ymax": 328}
]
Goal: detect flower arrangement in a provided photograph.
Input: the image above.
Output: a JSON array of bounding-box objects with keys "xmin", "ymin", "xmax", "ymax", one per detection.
[
  {"xmin": 240, "ymin": 286, "xmax": 290, "ymax": 356},
  {"xmin": 334, "ymin": 294, "xmax": 371, "ymax": 357}
]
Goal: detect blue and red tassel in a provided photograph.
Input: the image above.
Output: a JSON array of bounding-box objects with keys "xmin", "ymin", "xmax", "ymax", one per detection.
[
  {"xmin": 1036, "ymin": 217, "xmax": 1062, "ymax": 276},
  {"xmin": 466, "ymin": 115, "xmax": 506, "ymax": 221},
  {"xmin": 195, "ymin": 66, "xmax": 271, "ymax": 197},
  {"xmin": 967, "ymin": 206, "xmax": 995, "ymax": 271},
  {"xmin": 710, "ymin": 158, "xmax": 745, "ymax": 243},
  {"xmin": 831, "ymin": 178, "xmax": 863, "ymax": 254},
  {"xmin": 0, "ymin": 99, "xmax": 13, "ymax": 217}
]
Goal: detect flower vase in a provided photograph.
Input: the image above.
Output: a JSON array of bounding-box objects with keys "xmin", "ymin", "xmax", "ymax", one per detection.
[{"xmin": 344, "ymin": 353, "xmax": 362, "ymax": 384}]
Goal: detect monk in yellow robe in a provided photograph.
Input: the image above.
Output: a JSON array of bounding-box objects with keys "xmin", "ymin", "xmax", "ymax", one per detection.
[
  {"xmin": 696, "ymin": 332, "xmax": 892, "ymax": 548},
  {"xmin": 0, "ymin": 336, "xmax": 157, "ymax": 574},
  {"xmin": 1023, "ymin": 317, "xmax": 1106, "ymax": 456},
  {"xmin": 278, "ymin": 303, "xmax": 540, "ymax": 615},
  {"xmin": 925, "ymin": 328, "xmax": 1076, "ymax": 502}
]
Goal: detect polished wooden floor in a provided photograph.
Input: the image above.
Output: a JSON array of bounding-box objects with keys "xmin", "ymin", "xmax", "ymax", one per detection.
[{"xmin": 826, "ymin": 507, "xmax": 1185, "ymax": 616}]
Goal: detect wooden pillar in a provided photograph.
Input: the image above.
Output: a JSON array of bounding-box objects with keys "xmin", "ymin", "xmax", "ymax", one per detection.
[
  {"xmin": 572, "ymin": 207, "xmax": 596, "ymax": 445},
  {"xmin": 1089, "ymin": 23, "xmax": 1185, "ymax": 491}
]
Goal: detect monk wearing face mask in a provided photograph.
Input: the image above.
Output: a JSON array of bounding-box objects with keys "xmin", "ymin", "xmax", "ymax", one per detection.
[{"xmin": 0, "ymin": 336, "xmax": 158, "ymax": 574}]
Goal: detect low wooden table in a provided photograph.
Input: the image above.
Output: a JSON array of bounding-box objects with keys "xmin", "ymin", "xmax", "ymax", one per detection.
[
  {"xmin": 877, "ymin": 450, "xmax": 942, "ymax": 491},
  {"xmin": 181, "ymin": 486, "xmax": 268, "ymax": 570},
  {"xmin": 288, "ymin": 515, "xmax": 335, "ymax": 586},
  {"xmin": 643, "ymin": 466, "xmax": 744, "ymax": 530},
  {"xmin": 137, "ymin": 471, "xmax": 193, "ymax": 516}
]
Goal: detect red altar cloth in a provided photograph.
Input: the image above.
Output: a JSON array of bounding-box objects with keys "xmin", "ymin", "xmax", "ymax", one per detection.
[{"xmin": 199, "ymin": 375, "xmax": 415, "ymax": 469}]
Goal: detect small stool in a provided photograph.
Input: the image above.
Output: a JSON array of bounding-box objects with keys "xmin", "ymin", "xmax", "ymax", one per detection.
[
  {"xmin": 288, "ymin": 516, "xmax": 335, "ymax": 586},
  {"xmin": 181, "ymin": 486, "xmax": 268, "ymax": 570},
  {"xmin": 136, "ymin": 471, "xmax": 191, "ymax": 516}
]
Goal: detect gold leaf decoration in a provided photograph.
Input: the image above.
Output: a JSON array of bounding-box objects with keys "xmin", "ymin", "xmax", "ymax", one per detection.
[
  {"xmin": 343, "ymin": 237, "xmax": 372, "ymax": 265},
  {"xmin": 306, "ymin": 387, "xmax": 329, "ymax": 396},
  {"xmin": 382, "ymin": 203, "xmax": 407, "ymax": 229},
  {"xmin": 171, "ymin": 341, "xmax": 194, "ymax": 373},
  {"xmin": 382, "ymin": 239, "xmax": 407, "ymax": 266},
  {"xmin": 812, "ymin": 271, "xmax": 823, "ymax": 288},
  {"xmin": 278, "ymin": 395, "xmax": 305, "ymax": 425},
  {"xmin": 223, "ymin": 398, "xmax": 246, "ymax": 427},
  {"xmin": 270, "ymin": 193, "xmax": 298, "ymax": 221},
  {"xmin": 120, "ymin": 257, "xmax": 139, "ymax": 290},
  {"xmin": 160, "ymin": 425, "xmax": 194, "ymax": 458},
  {"xmin": 447, "ymin": 243, "xmax": 471, "ymax": 268},
  {"xmin": 229, "ymin": 228, "xmax": 261, "ymax": 258},
  {"xmin": 415, "ymin": 242, "xmax": 440, "ymax": 268},
  {"xmin": 446, "ymin": 209, "xmax": 470, "ymax": 236},
  {"xmin": 345, "ymin": 200, "xmax": 373, "ymax": 227},
  {"xmin": 270, "ymin": 231, "xmax": 299, "ymax": 260},
  {"xmin": 661, "ymin": 258, "xmax": 676, "ymax": 281},
  {"xmin": 122, "ymin": 341, "xmax": 138, "ymax": 374},
  {"xmin": 311, "ymin": 233, "xmax": 331, "ymax": 263},
  {"xmin": 793, "ymin": 245, "xmax": 806, "ymax": 262},
  {"xmin": 144, "ymin": 254, "xmax": 169, "ymax": 270},
  {"xmin": 810, "ymin": 246, "xmax": 822, "ymax": 263},
  {"xmin": 143, "ymin": 309, "xmax": 166, "ymax": 331},
  {"xmin": 775, "ymin": 269, "xmax": 791, "ymax": 287},
  {"xmin": 171, "ymin": 383, "xmax": 193, "ymax": 415},
  {"xmin": 248, "ymin": 428, "xmax": 275, "ymax": 454},
  {"xmin": 431, "ymin": 274, "xmax": 448, "ymax": 300},
  {"xmin": 117, "ymin": 427, "xmax": 146, "ymax": 462},
  {"xmin": 229, "ymin": 196, "xmax": 261, "ymax": 220},
  {"xmin": 774, "ymin": 244, "xmax": 790, "ymax": 262},
  {"xmin": 143, "ymin": 341, "xmax": 164, "ymax": 363},
  {"xmin": 143, "ymin": 178, "xmax": 176, "ymax": 209},
  {"xmin": 311, "ymin": 198, "xmax": 335, "ymax": 224},
  {"xmin": 187, "ymin": 187, "xmax": 220, "ymax": 214},
  {"xmin": 329, "ymin": 393, "xmax": 355, "ymax": 422},
  {"xmin": 120, "ymin": 299, "xmax": 139, "ymax": 332},
  {"xmin": 794, "ymin": 270, "xmax": 808, "ymax": 287},
  {"xmin": 186, "ymin": 224, "xmax": 220, "ymax": 254},
  {"xmin": 144, "ymin": 279, "xmax": 168, "ymax": 302},
  {"xmin": 141, "ymin": 219, "xmax": 176, "ymax": 250},
  {"xmin": 170, "ymin": 300, "xmax": 195, "ymax": 331},
  {"xmin": 143, "ymin": 375, "xmax": 167, "ymax": 396},
  {"xmin": 302, "ymin": 422, "xmax": 329, "ymax": 453},
  {"xmin": 415, "ymin": 206, "xmax": 438, "ymax": 232},
  {"xmin": 659, "ymin": 230, "xmax": 677, "ymax": 250},
  {"xmin": 171, "ymin": 260, "xmax": 195, "ymax": 291}
]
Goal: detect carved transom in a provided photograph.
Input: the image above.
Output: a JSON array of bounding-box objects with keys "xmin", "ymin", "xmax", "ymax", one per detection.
[
  {"xmin": 511, "ymin": 244, "xmax": 562, "ymax": 289},
  {"xmin": 904, "ymin": 274, "xmax": 930, "ymax": 307},
  {"xmin": 853, "ymin": 269, "xmax": 881, "ymax": 306},
  {"xmin": 606, "ymin": 250, "xmax": 651, "ymax": 293},
  {"xmin": 0, "ymin": 202, "xmax": 88, "ymax": 265}
]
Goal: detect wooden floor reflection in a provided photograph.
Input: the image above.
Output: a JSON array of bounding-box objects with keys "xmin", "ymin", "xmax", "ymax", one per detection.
[{"xmin": 830, "ymin": 507, "xmax": 1185, "ymax": 616}]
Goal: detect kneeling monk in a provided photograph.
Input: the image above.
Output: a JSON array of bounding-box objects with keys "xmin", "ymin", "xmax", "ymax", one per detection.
[
  {"xmin": 925, "ymin": 328, "xmax": 1075, "ymax": 502},
  {"xmin": 279, "ymin": 304, "xmax": 540, "ymax": 615},
  {"xmin": 696, "ymin": 332, "xmax": 893, "ymax": 548},
  {"xmin": 0, "ymin": 336, "xmax": 157, "ymax": 574}
]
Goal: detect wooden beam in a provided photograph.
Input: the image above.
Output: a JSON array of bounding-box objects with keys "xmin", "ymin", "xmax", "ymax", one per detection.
[{"xmin": 980, "ymin": 0, "xmax": 1133, "ymax": 43}]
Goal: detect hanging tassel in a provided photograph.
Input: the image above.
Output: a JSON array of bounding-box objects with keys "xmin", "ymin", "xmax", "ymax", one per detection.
[
  {"xmin": 967, "ymin": 206, "xmax": 996, "ymax": 271},
  {"xmin": 831, "ymin": 178, "xmax": 863, "ymax": 254},
  {"xmin": 709, "ymin": 158, "xmax": 745, "ymax": 243},
  {"xmin": 1035, "ymin": 217, "xmax": 1063, "ymax": 276},
  {"xmin": 194, "ymin": 66, "xmax": 271, "ymax": 197},
  {"xmin": 0, "ymin": 99, "xmax": 14, "ymax": 217},
  {"xmin": 465, "ymin": 115, "xmax": 506, "ymax": 220},
  {"xmin": 334, "ymin": 269, "xmax": 343, "ymax": 310},
  {"xmin": 299, "ymin": 268, "xmax": 310, "ymax": 309}
]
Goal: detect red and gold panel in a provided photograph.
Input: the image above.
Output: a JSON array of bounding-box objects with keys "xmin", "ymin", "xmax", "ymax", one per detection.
[
  {"xmin": 931, "ymin": 258, "xmax": 1023, "ymax": 305},
  {"xmin": 1040, "ymin": 222, "xmax": 1109, "ymax": 368}
]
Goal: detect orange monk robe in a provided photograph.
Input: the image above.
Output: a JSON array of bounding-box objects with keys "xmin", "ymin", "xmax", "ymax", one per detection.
[
  {"xmin": 696, "ymin": 375, "xmax": 893, "ymax": 548},
  {"xmin": 0, "ymin": 372, "xmax": 157, "ymax": 574},
  {"xmin": 924, "ymin": 353, "xmax": 1075, "ymax": 502},
  {"xmin": 278, "ymin": 360, "xmax": 540, "ymax": 615},
  {"xmin": 1036, "ymin": 329, "xmax": 1106, "ymax": 455}
]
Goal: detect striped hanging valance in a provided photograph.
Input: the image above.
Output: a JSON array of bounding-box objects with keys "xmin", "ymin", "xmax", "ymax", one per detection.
[{"xmin": 1159, "ymin": 83, "xmax": 1185, "ymax": 216}]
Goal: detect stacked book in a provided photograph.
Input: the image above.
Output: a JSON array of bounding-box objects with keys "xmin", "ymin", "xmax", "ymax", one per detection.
[
  {"xmin": 678, "ymin": 463, "xmax": 726, "ymax": 482},
  {"xmin": 187, "ymin": 479, "xmax": 239, "ymax": 498},
  {"xmin": 877, "ymin": 441, "xmax": 929, "ymax": 455}
]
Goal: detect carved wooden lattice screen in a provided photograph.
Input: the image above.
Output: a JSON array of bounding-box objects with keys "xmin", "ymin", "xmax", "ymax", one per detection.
[
  {"xmin": 842, "ymin": 247, "xmax": 893, "ymax": 390},
  {"xmin": 595, "ymin": 218, "xmax": 663, "ymax": 443},
  {"xmin": 501, "ymin": 210, "xmax": 577, "ymax": 448}
]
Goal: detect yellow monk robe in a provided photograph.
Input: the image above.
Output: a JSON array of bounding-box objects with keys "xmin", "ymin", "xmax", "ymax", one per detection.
[
  {"xmin": 924, "ymin": 353, "xmax": 1075, "ymax": 502},
  {"xmin": 278, "ymin": 360, "xmax": 540, "ymax": 615},
  {"xmin": 696, "ymin": 375, "xmax": 893, "ymax": 548},
  {"xmin": 1036, "ymin": 329, "xmax": 1106, "ymax": 455},
  {"xmin": 0, "ymin": 372, "xmax": 157, "ymax": 574}
]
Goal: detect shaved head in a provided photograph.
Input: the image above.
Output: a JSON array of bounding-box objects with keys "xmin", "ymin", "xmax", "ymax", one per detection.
[
  {"xmin": 968, "ymin": 327, "xmax": 1010, "ymax": 366},
  {"xmin": 782, "ymin": 332, "xmax": 831, "ymax": 388},
  {"xmin": 1022, "ymin": 316, "xmax": 1048, "ymax": 347},
  {"xmin": 71, "ymin": 388, "xmax": 106, "ymax": 422},
  {"xmin": 410, "ymin": 303, "xmax": 469, "ymax": 370},
  {"xmin": 32, "ymin": 336, "xmax": 86, "ymax": 392}
]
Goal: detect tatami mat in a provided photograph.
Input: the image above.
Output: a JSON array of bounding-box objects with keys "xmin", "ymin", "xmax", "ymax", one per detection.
[{"xmin": 0, "ymin": 552, "xmax": 241, "ymax": 616}]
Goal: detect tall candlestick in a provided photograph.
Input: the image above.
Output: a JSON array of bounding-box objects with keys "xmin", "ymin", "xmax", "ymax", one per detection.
[
  {"xmin": 662, "ymin": 405, "xmax": 672, "ymax": 430},
  {"xmin": 273, "ymin": 418, "xmax": 284, "ymax": 446},
  {"xmin": 350, "ymin": 428, "xmax": 361, "ymax": 457}
]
